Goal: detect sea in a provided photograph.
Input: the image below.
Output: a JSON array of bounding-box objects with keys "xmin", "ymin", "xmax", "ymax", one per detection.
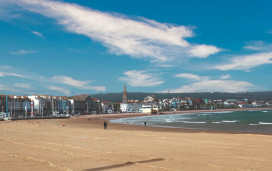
[{"xmin": 110, "ymin": 110, "xmax": 272, "ymax": 133}]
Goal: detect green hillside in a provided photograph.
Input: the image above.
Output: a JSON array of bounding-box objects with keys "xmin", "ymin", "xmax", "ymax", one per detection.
[{"xmin": 90, "ymin": 91, "xmax": 272, "ymax": 103}]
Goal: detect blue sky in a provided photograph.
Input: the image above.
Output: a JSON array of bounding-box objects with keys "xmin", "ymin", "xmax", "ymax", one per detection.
[{"xmin": 0, "ymin": 0, "xmax": 272, "ymax": 96}]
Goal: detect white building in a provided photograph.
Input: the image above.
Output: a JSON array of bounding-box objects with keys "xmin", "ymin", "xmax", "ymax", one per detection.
[
  {"xmin": 144, "ymin": 96, "xmax": 154, "ymax": 102},
  {"xmin": 120, "ymin": 101, "xmax": 141, "ymax": 113},
  {"xmin": 28, "ymin": 95, "xmax": 40, "ymax": 114},
  {"xmin": 139, "ymin": 104, "xmax": 159, "ymax": 114},
  {"xmin": 101, "ymin": 101, "xmax": 113, "ymax": 114}
]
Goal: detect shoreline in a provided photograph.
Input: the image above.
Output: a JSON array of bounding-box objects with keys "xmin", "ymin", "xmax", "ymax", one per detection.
[
  {"xmin": 1, "ymin": 107, "xmax": 272, "ymax": 170},
  {"xmin": 74, "ymin": 107, "xmax": 272, "ymax": 135}
]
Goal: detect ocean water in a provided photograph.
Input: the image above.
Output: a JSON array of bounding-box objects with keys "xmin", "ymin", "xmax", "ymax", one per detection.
[{"xmin": 110, "ymin": 110, "xmax": 272, "ymax": 133}]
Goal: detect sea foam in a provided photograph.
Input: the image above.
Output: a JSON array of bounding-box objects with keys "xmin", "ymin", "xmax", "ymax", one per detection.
[
  {"xmin": 259, "ymin": 122, "xmax": 272, "ymax": 125},
  {"xmin": 165, "ymin": 119, "xmax": 173, "ymax": 123},
  {"xmin": 222, "ymin": 120, "xmax": 238, "ymax": 123},
  {"xmin": 203, "ymin": 111, "xmax": 233, "ymax": 114},
  {"xmin": 212, "ymin": 121, "xmax": 221, "ymax": 124},
  {"xmin": 183, "ymin": 121, "xmax": 206, "ymax": 124},
  {"xmin": 110, "ymin": 110, "xmax": 272, "ymax": 132}
]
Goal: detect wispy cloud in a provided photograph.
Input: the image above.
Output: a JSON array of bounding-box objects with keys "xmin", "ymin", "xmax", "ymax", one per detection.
[
  {"xmin": 213, "ymin": 41, "xmax": 272, "ymax": 71},
  {"xmin": 243, "ymin": 41, "xmax": 272, "ymax": 51},
  {"xmin": 52, "ymin": 75, "xmax": 90, "ymax": 88},
  {"xmin": 32, "ymin": 31, "xmax": 43, "ymax": 38},
  {"xmin": 175, "ymin": 73, "xmax": 209, "ymax": 81},
  {"xmin": 0, "ymin": 71, "xmax": 28, "ymax": 78},
  {"xmin": 0, "ymin": 84, "xmax": 19, "ymax": 93},
  {"xmin": 2, "ymin": 0, "xmax": 221, "ymax": 65},
  {"xmin": 52, "ymin": 75, "xmax": 106, "ymax": 92},
  {"xmin": 161, "ymin": 73, "xmax": 255, "ymax": 93},
  {"xmin": 0, "ymin": 7, "xmax": 22, "ymax": 20},
  {"xmin": 0, "ymin": 65, "xmax": 105, "ymax": 95},
  {"xmin": 9, "ymin": 49, "xmax": 35, "ymax": 55},
  {"xmin": 162, "ymin": 80, "xmax": 254, "ymax": 93},
  {"xmin": 189, "ymin": 45, "xmax": 221, "ymax": 58},
  {"xmin": 119, "ymin": 70, "xmax": 163, "ymax": 87},
  {"xmin": 46, "ymin": 85, "xmax": 71, "ymax": 96},
  {"xmin": 14, "ymin": 83, "xmax": 31, "ymax": 89},
  {"xmin": 221, "ymin": 74, "xmax": 231, "ymax": 79},
  {"xmin": 0, "ymin": 83, "xmax": 35, "ymax": 94},
  {"xmin": 176, "ymin": 73, "xmax": 231, "ymax": 80},
  {"xmin": 214, "ymin": 52, "xmax": 272, "ymax": 71}
]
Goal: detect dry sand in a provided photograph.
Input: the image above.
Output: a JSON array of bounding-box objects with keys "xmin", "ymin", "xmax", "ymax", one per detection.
[{"xmin": 1, "ymin": 109, "xmax": 272, "ymax": 171}]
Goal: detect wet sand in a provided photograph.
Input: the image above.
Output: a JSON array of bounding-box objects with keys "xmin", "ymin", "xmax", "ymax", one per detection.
[{"xmin": 0, "ymin": 108, "xmax": 272, "ymax": 170}]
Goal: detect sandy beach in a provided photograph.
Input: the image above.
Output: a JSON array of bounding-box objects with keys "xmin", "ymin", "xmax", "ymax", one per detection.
[{"xmin": 1, "ymin": 108, "xmax": 272, "ymax": 171}]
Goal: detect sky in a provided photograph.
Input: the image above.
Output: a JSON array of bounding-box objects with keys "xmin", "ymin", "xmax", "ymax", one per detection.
[{"xmin": 0, "ymin": 0, "xmax": 272, "ymax": 96}]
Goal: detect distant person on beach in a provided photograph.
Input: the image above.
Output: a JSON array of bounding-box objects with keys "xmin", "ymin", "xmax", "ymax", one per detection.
[
  {"xmin": 104, "ymin": 121, "xmax": 107, "ymax": 130},
  {"xmin": 144, "ymin": 122, "xmax": 146, "ymax": 127},
  {"xmin": 88, "ymin": 118, "xmax": 90, "ymax": 123}
]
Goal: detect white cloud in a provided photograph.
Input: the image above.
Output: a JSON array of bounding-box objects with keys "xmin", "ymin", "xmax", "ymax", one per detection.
[
  {"xmin": 221, "ymin": 74, "xmax": 231, "ymax": 79},
  {"xmin": 189, "ymin": 44, "xmax": 221, "ymax": 58},
  {"xmin": 46, "ymin": 85, "xmax": 71, "ymax": 96},
  {"xmin": 175, "ymin": 73, "xmax": 209, "ymax": 81},
  {"xmin": 52, "ymin": 75, "xmax": 90, "ymax": 88},
  {"xmin": 14, "ymin": 83, "xmax": 31, "ymax": 89},
  {"xmin": 161, "ymin": 73, "xmax": 255, "ymax": 93},
  {"xmin": 0, "ymin": 83, "xmax": 34, "ymax": 94},
  {"xmin": 52, "ymin": 75, "xmax": 106, "ymax": 92},
  {"xmin": 244, "ymin": 41, "xmax": 264, "ymax": 51},
  {"xmin": 32, "ymin": 31, "xmax": 43, "ymax": 38},
  {"xmin": 119, "ymin": 70, "xmax": 163, "ymax": 87},
  {"xmin": 0, "ymin": 71, "xmax": 27, "ymax": 78},
  {"xmin": 9, "ymin": 49, "xmax": 35, "ymax": 55},
  {"xmin": 2, "ymin": 0, "xmax": 220, "ymax": 64},
  {"xmin": 243, "ymin": 41, "xmax": 272, "ymax": 51},
  {"xmin": 0, "ymin": 84, "xmax": 17, "ymax": 92},
  {"xmin": 214, "ymin": 52, "xmax": 272, "ymax": 71},
  {"xmin": 0, "ymin": 7, "xmax": 22, "ymax": 20},
  {"xmin": 82, "ymin": 85, "xmax": 106, "ymax": 92},
  {"xmin": 162, "ymin": 80, "xmax": 254, "ymax": 93},
  {"xmin": 0, "ymin": 66, "xmax": 105, "ymax": 95},
  {"xmin": 175, "ymin": 73, "xmax": 231, "ymax": 81}
]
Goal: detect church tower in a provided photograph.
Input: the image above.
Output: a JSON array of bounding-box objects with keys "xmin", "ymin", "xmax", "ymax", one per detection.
[{"xmin": 122, "ymin": 83, "xmax": 128, "ymax": 102}]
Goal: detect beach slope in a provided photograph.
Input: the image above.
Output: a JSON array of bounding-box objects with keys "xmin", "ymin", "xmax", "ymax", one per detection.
[{"xmin": 0, "ymin": 115, "xmax": 272, "ymax": 171}]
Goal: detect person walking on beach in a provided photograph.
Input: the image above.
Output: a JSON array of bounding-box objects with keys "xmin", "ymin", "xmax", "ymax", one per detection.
[
  {"xmin": 104, "ymin": 121, "xmax": 107, "ymax": 130},
  {"xmin": 144, "ymin": 122, "xmax": 146, "ymax": 127},
  {"xmin": 88, "ymin": 118, "xmax": 90, "ymax": 123}
]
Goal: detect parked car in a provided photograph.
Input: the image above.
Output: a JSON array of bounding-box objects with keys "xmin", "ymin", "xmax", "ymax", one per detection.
[{"xmin": 0, "ymin": 112, "xmax": 7, "ymax": 118}]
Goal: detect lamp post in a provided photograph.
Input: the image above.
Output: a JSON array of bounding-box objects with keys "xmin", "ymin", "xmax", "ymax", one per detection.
[
  {"xmin": 13, "ymin": 96, "xmax": 15, "ymax": 118},
  {"xmin": 25, "ymin": 103, "xmax": 27, "ymax": 119},
  {"xmin": 41, "ymin": 101, "xmax": 43, "ymax": 118},
  {"xmin": 6, "ymin": 94, "xmax": 8, "ymax": 118},
  {"xmin": 86, "ymin": 102, "xmax": 89, "ymax": 114}
]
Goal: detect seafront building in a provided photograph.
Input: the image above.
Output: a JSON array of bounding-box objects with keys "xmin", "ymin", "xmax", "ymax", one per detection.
[
  {"xmin": 120, "ymin": 84, "xmax": 160, "ymax": 114},
  {"xmin": 139, "ymin": 104, "xmax": 159, "ymax": 114},
  {"xmin": 0, "ymin": 95, "xmax": 31, "ymax": 118},
  {"xmin": 0, "ymin": 94, "xmax": 102, "ymax": 118},
  {"xmin": 69, "ymin": 95, "xmax": 101, "ymax": 115},
  {"xmin": 1, "ymin": 84, "xmax": 272, "ymax": 119},
  {"xmin": 120, "ymin": 100, "xmax": 142, "ymax": 113},
  {"xmin": 101, "ymin": 101, "xmax": 113, "ymax": 114},
  {"xmin": 120, "ymin": 83, "xmax": 138, "ymax": 113}
]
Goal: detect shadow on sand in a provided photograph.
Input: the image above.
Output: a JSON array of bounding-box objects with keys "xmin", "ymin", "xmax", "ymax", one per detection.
[{"xmin": 82, "ymin": 158, "xmax": 164, "ymax": 171}]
